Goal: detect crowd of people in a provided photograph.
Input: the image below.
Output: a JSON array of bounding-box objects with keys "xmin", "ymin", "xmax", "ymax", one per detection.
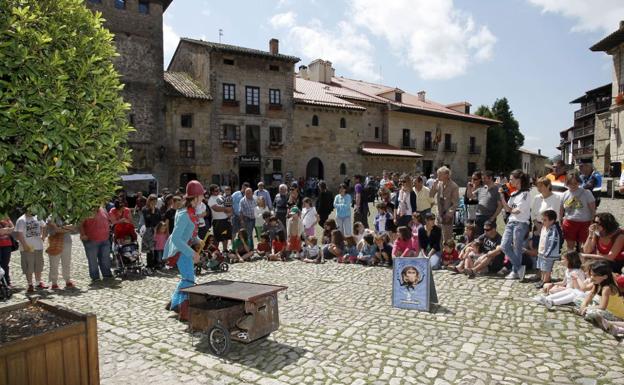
[{"xmin": 1, "ymin": 160, "xmax": 624, "ymax": 335}]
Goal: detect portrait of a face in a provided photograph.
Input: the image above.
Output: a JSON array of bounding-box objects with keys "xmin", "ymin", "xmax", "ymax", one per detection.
[{"xmin": 393, "ymin": 257, "xmax": 433, "ymax": 312}]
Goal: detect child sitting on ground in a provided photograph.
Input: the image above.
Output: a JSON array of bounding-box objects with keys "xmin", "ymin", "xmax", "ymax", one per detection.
[
  {"xmin": 230, "ymin": 229, "xmax": 254, "ymax": 263},
  {"xmin": 535, "ymin": 210, "xmax": 562, "ymax": 287},
  {"xmin": 578, "ymin": 261, "xmax": 624, "ymax": 332},
  {"xmin": 323, "ymin": 229, "xmax": 345, "ymax": 261},
  {"xmin": 533, "ymin": 251, "xmax": 588, "ymax": 309},
  {"xmin": 353, "ymin": 222, "xmax": 365, "ymax": 245},
  {"xmin": 393, "ymin": 226, "xmax": 419, "ymax": 258},
  {"xmin": 340, "ymin": 236, "xmax": 358, "ymax": 264},
  {"xmin": 441, "ymin": 239, "xmax": 460, "ymax": 267},
  {"xmin": 256, "ymin": 232, "xmax": 271, "ymax": 258},
  {"xmin": 264, "ymin": 215, "xmax": 285, "ymax": 243},
  {"xmin": 301, "ymin": 236, "xmax": 322, "ymax": 263},
  {"xmin": 268, "ymin": 230, "xmax": 287, "ymax": 261},
  {"xmin": 457, "ymin": 221, "xmax": 475, "ymax": 252},
  {"xmin": 322, "ymin": 219, "xmax": 338, "ymax": 245},
  {"xmin": 374, "ymin": 234, "xmax": 393, "ymax": 266},
  {"xmin": 357, "ymin": 233, "xmax": 376, "ymax": 265}
]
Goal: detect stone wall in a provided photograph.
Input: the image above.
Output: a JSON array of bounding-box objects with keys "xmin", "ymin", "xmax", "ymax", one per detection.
[{"xmin": 85, "ymin": 0, "xmax": 166, "ymax": 173}]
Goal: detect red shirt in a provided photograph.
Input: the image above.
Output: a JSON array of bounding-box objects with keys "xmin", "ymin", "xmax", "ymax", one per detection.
[
  {"xmin": 109, "ymin": 207, "xmax": 131, "ymax": 224},
  {"xmin": 272, "ymin": 239, "xmax": 285, "ymax": 253},
  {"xmin": 596, "ymin": 229, "xmax": 624, "ymax": 262},
  {"xmin": 0, "ymin": 218, "xmax": 13, "ymax": 247},
  {"xmin": 257, "ymin": 241, "xmax": 271, "ymax": 253},
  {"xmin": 81, "ymin": 208, "xmax": 111, "ymax": 242},
  {"xmin": 442, "ymin": 249, "xmax": 460, "ymax": 264}
]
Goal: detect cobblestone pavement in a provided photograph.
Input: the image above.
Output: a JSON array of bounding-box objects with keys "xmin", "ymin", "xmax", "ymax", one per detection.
[{"xmin": 2, "ymin": 199, "xmax": 624, "ymax": 385}]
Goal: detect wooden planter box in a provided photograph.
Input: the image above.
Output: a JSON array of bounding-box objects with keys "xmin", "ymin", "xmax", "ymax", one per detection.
[{"xmin": 0, "ymin": 300, "xmax": 99, "ymax": 385}]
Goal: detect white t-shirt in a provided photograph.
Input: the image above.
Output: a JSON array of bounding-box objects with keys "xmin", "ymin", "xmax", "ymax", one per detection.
[
  {"xmin": 301, "ymin": 206, "xmax": 318, "ymax": 229},
  {"xmin": 15, "ymin": 214, "xmax": 45, "ymax": 251},
  {"xmin": 508, "ymin": 190, "xmax": 531, "ymax": 224},
  {"xmin": 196, "ymin": 201, "xmax": 207, "ymax": 227},
  {"xmin": 208, "ymin": 195, "xmax": 227, "ymax": 220},
  {"xmin": 564, "ymin": 268, "xmax": 585, "ymax": 289},
  {"xmin": 255, "ymin": 206, "xmax": 270, "ymax": 227},
  {"xmin": 531, "ymin": 193, "xmax": 561, "ymax": 222}
]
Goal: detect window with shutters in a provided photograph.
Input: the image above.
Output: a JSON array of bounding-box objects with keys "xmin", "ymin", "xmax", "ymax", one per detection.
[{"xmin": 179, "ymin": 140, "xmax": 195, "ymax": 159}]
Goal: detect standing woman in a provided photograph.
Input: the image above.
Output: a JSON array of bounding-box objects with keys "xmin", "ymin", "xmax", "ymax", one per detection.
[
  {"xmin": 141, "ymin": 194, "xmax": 162, "ymax": 269},
  {"xmin": 163, "ymin": 181, "xmax": 204, "ymax": 321},
  {"xmin": 333, "ymin": 183, "xmax": 353, "ymax": 236},
  {"xmin": 0, "ymin": 216, "xmax": 15, "ymax": 288},
  {"xmin": 499, "ymin": 169, "xmax": 532, "ymax": 280},
  {"xmin": 315, "ymin": 181, "xmax": 333, "ymax": 228}
]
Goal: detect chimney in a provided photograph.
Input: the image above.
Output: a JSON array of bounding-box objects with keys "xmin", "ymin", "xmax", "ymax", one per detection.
[
  {"xmin": 417, "ymin": 91, "xmax": 426, "ymax": 102},
  {"xmin": 269, "ymin": 38, "xmax": 279, "ymax": 55},
  {"xmin": 298, "ymin": 65, "xmax": 308, "ymax": 80},
  {"xmin": 538, "ymin": 149, "xmax": 541, "ymax": 155}
]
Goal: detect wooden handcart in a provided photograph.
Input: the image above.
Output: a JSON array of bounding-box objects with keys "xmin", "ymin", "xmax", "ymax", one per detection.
[{"xmin": 181, "ymin": 280, "xmax": 287, "ymax": 356}]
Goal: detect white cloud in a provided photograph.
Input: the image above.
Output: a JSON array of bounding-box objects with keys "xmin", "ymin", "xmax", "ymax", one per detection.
[
  {"xmin": 349, "ymin": 0, "xmax": 496, "ymax": 80},
  {"xmin": 270, "ymin": 12, "xmax": 296, "ymax": 29},
  {"xmin": 288, "ymin": 19, "xmax": 380, "ymax": 81},
  {"xmin": 163, "ymin": 20, "xmax": 180, "ymax": 67},
  {"xmin": 528, "ymin": 0, "xmax": 624, "ymax": 33}
]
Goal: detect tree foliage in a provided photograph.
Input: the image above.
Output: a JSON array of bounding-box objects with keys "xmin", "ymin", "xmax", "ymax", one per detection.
[
  {"xmin": 475, "ymin": 98, "xmax": 524, "ymax": 173},
  {"xmin": 0, "ymin": 0, "xmax": 132, "ymax": 221}
]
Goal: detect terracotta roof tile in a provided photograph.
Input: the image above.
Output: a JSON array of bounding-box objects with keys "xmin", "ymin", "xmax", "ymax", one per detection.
[
  {"xmin": 164, "ymin": 72, "xmax": 211, "ymax": 100},
  {"xmin": 360, "ymin": 141, "xmax": 422, "ymax": 157},
  {"xmin": 294, "ymin": 78, "xmax": 366, "ymax": 110},
  {"xmin": 180, "ymin": 38, "xmax": 300, "ymax": 63}
]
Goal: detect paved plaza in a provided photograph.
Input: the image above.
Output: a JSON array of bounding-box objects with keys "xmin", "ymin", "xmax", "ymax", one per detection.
[{"xmin": 2, "ymin": 199, "xmax": 624, "ymax": 385}]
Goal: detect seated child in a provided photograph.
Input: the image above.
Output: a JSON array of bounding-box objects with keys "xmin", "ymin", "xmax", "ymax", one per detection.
[
  {"xmin": 353, "ymin": 222, "xmax": 365, "ymax": 245},
  {"xmin": 393, "ymin": 226, "xmax": 418, "ymax": 258},
  {"xmin": 268, "ymin": 230, "xmax": 287, "ymax": 261},
  {"xmin": 578, "ymin": 261, "xmax": 624, "ymax": 332},
  {"xmin": 302, "ymin": 236, "xmax": 322, "ymax": 263},
  {"xmin": 357, "ymin": 233, "xmax": 376, "ymax": 265},
  {"xmin": 256, "ymin": 232, "xmax": 272, "ymax": 258},
  {"xmin": 441, "ymin": 239, "xmax": 460, "ymax": 267},
  {"xmin": 322, "ymin": 219, "xmax": 337, "ymax": 245},
  {"xmin": 533, "ymin": 251, "xmax": 588, "ymax": 309},
  {"xmin": 230, "ymin": 229, "xmax": 254, "ymax": 263},
  {"xmin": 323, "ymin": 229, "xmax": 345, "ymax": 261},
  {"xmin": 264, "ymin": 215, "xmax": 285, "ymax": 243},
  {"xmin": 456, "ymin": 222, "xmax": 475, "ymax": 252},
  {"xmin": 340, "ymin": 236, "xmax": 358, "ymax": 264},
  {"xmin": 374, "ymin": 234, "xmax": 393, "ymax": 266}
]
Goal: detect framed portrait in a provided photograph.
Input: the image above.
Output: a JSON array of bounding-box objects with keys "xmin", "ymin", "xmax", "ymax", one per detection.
[{"xmin": 392, "ymin": 257, "xmax": 436, "ymax": 312}]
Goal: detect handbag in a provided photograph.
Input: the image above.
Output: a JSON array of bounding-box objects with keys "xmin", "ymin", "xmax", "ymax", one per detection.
[{"xmin": 9, "ymin": 235, "xmax": 19, "ymax": 252}]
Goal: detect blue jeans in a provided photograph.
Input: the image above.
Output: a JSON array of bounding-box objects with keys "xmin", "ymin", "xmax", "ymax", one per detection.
[
  {"xmin": 232, "ymin": 215, "xmax": 241, "ymax": 238},
  {"xmin": 243, "ymin": 217, "xmax": 255, "ymax": 249},
  {"xmin": 82, "ymin": 240, "xmax": 112, "ymax": 280},
  {"xmin": 429, "ymin": 251, "xmax": 442, "ymax": 270},
  {"xmin": 501, "ymin": 221, "xmax": 529, "ymax": 274}
]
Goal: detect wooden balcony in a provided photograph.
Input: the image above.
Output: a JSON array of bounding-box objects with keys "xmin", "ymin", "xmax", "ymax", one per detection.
[
  {"xmin": 572, "ymin": 145, "xmax": 593, "ymax": 156},
  {"xmin": 574, "ymin": 100, "xmax": 611, "ymax": 119},
  {"xmin": 573, "ymin": 124, "xmax": 595, "ymax": 138}
]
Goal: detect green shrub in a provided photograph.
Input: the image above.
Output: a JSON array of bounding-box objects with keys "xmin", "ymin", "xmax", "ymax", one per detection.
[{"xmin": 0, "ymin": 0, "xmax": 132, "ymax": 221}]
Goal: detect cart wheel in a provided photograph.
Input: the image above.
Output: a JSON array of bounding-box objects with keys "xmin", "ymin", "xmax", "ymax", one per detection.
[
  {"xmin": 219, "ymin": 262, "xmax": 229, "ymax": 272},
  {"xmin": 195, "ymin": 265, "xmax": 202, "ymax": 275},
  {"xmin": 207, "ymin": 324, "xmax": 231, "ymax": 356}
]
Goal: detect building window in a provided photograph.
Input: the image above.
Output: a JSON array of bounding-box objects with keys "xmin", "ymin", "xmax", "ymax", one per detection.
[
  {"xmin": 246, "ymin": 86, "xmax": 260, "ymax": 114},
  {"xmin": 269, "ymin": 89, "xmax": 281, "ymax": 105},
  {"xmin": 179, "ymin": 140, "xmax": 195, "ymax": 159},
  {"xmin": 269, "ymin": 65, "xmax": 279, "ymax": 71},
  {"xmin": 180, "ymin": 114, "xmax": 193, "ymax": 128},
  {"xmin": 223, "ymin": 83, "xmax": 236, "ymax": 101},
  {"xmin": 375, "ymin": 126, "xmax": 379, "ymax": 139},
  {"xmin": 340, "ymin": 118, "xmax": 346, "ymax": 128},
  {"xmin": 312, "ymin": 115, "xmax": 319, "ymax": 126},
  {"xmin": 395, "ymin": 92, "xmax": 402, "ymax": 103},
  {"xmin": 402, "ymin": 129, "xmax": 411, "ymax": 147},
  {"xmin": 273, "ymin": 159, "xmax": 282, "ymax": 172},
  {"xmin": 138, "ymin": 0, "xmax": 149, "ymax": 13},
  {"xmin": 339, "ymin": 163, "xmax": 347, "ymax": 175},
  {"xmin": 114, "ymin": 0, "xmax": 125, "ymax": 9},
  {"xmin": 270, "ymin": 126, "xmax": 282, "ymax": 143},
  {"xmin": 223, "ymin": 58, "xmax": 235, "ymax": 65},
  {"xmin": 222, "ymin": 124, "xmax": 238, "ymax": 140}
]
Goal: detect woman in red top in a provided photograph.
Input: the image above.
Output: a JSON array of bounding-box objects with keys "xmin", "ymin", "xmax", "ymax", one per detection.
[
  {"xmin": 109, "ymin": 199, "xmax": 131, "ymax": 227},
  {"xmin": 583, "ymin": 212, "xmax": 624, "ymax": 273},
  {"xmin": 0, "ymin": 217, "xmax": 15, "ymax": 287},
  {"xmin": 80, "ymin": 207, "xmax": 113, "ymax": 281}
]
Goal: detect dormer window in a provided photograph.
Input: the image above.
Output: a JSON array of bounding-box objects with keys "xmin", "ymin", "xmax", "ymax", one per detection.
[{"xmin": 395, "ymin": 92, "xmax": 402, "ymax": 103}]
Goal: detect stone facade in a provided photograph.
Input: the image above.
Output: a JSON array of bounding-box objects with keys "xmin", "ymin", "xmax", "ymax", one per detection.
[
  {"xmin": 84, "ymin": 0, "xmax": 170, "ymax": 178},
  {"xmin": 167, "ymin": 38, "xmax": 299, "ymax": 189}
]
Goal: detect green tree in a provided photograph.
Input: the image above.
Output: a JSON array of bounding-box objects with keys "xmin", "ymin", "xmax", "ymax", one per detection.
[
  {"xmin": 475, "ymin": 98, "xmax": 524, "ymax": 173},
  {"xmin": 0, "ymin": 0, "xmax": 132, "ymax": 221}
]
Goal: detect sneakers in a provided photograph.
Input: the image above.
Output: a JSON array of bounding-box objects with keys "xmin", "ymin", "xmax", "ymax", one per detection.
[
  {"xmin": 532, "ymin": 295, "xmax": 546, "ymax": 304},
  {"xmin": 65, "ymin": 281, "xmax": 75, "ymax": 289},
  {"xmin": 27, "ymin": 284, "xmax": 35, "ymax": 293},
  {"xmin": 534, "ymin": 280, "xmax": 545, "ymax": 289},
  {"xmin": 51, "ymin": 284, "xmax": 60, "ymax": 290},
  {"xmin": 608, "ymin": 324, "xmax": 624, "ymax": 338},
  {"xmin": 517, "ymin": 265, "xmax": 526, "ymax": 281},
  {"xmin": 505, "ymin": 271, "xmax": 520, "ymax": 280},
  {"xmin": 497, "ymin": 267, "xmax": 509, "ymax": 276},
  {"xmin": 37, "ymin": 282, "xmax": 49, "ymax": 290}
]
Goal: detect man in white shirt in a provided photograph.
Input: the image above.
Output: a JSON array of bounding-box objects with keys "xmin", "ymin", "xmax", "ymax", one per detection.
[
  {"xmin": 413, "ymin": 176, "xmax": 432, "ymax": 215},
  {"xmin": 15, "ymin": 212, "xmax": 47, "ymax": 292},
  {"xmin": 253, "ymin": 181, "xmax": 273, "ymax": 210},
  {"xmin": 207, "ymin": 184, "xmax": 232, "ymax": 251}
]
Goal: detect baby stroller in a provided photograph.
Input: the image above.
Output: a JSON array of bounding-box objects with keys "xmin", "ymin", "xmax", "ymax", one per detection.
[
  {"xmin": 0, "ymin": 266, "xmax": 11, "ymax": 301},
  {"xmin": 194, "ymin": 239, "xmax": 229, "ymax": 275},
  {"xmin": 112, "ymin": 222, "xmax": 151, "ymax": 278},
  {"xmin": 453, "ymin": 196, "xmax": 467, "ymax": 238}
]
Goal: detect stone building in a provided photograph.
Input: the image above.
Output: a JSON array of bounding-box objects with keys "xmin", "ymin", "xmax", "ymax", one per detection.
[
  {"xmin": 591, "ymin": 21, "xmax": 624, "ymax": 178},
  {"xmin": 166, "ymin": 38, "xmax": 299, "ymax": 189},
  {"xmin": 518, "ymin": 148, "xmax": 549, "ymax": 180},
  {"xmin": 557, "ymin": 84, "xmax": 611, "ymax": 170},
  {"xmin": 84, "ymin": 0, "xmax": 171, "ymax": 181},
  {"xmin": 294, "ymin": 59, "xmax": 498, "ymax": 186}
]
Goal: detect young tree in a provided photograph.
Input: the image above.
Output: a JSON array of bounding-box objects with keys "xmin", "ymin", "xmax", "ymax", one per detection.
[
  {"xmin": 0, "ymin": 0, "xmax": 132, "ymax": 221},
  {"xmin": 475, "ymin": 99, "xmax": 524, "ymax": 173}
]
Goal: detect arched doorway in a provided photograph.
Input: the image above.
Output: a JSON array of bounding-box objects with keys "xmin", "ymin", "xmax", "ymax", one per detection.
[{"xmin": 306, "ymin": 157, "xmax": 324, "ymax": 180}]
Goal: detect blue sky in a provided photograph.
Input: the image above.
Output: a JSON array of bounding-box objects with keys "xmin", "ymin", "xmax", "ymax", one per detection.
[{"xmin": 162, "ymin": 0, "xmax": 624, "ymax": 158}]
